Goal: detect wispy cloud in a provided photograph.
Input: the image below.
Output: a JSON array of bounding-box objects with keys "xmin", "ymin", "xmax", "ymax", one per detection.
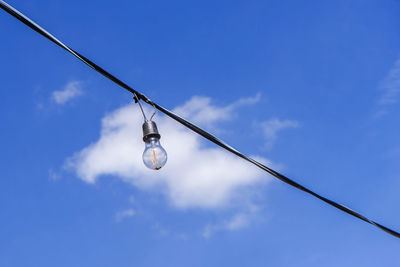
[
  {"xmin": 152, "ymin": 223, "xmax": 170, "ymax": 237},
  {"xmin": 260, "ymin": 118, "xmax": 300, "ymax": 148},
  {"xmin": 202, "ymin": 206, "xmax": 259, "ymax": 238},
  {"xmin": 52, "ymin": 81, "xmax": 83, "ymax": 104},
  {"xmin": 48, "ymin": 168, "xmax": 61, "ymax": 181},
  {"xmin": 114, "ymin": 209, "xmax": 135, "ymax": 222},
  {"xmin": 173, "ymin": 93, "xmax": 261, "ymax": 129},
  {"xmin": 375, "ymin": 59, "xmax": 400, "ymax": 117},
  {"xmin": 65, "ymin": 95, "xmax": 273, "ymax": 210}
]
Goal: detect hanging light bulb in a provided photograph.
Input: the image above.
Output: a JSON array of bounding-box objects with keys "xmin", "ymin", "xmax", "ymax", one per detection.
[
  {"xmin": 133, "ymin": 93, "xmax": 167, "ymax": 170},
  {"xmin": 142, "ymin": 120, "xmax": 167, "ymax": 170}
]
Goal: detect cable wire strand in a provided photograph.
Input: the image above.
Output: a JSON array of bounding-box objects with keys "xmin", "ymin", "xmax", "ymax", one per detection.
[{"xmin": 1, "ymin": 0, "xmax": 399, "ymax": 239}]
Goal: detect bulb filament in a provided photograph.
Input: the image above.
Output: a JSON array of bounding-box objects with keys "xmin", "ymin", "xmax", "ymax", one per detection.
[{"xmin": 150, "ymin": 148, "xmax": 158, "ymax": 165}]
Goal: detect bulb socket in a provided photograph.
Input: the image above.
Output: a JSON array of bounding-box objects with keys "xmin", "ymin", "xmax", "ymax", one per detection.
[{"xmin": 142, "ymin": 121, "xmax": 161, "ymax": 142}]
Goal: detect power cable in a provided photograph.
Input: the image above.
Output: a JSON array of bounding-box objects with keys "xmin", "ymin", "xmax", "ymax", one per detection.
[{"xmin": 1, "ymin": 0, "xmax": 399, "ymax": 239}]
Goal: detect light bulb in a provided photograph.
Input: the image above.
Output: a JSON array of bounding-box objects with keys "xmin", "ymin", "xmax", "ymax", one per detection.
[
  {"xmin": 142, "ymin": 137, "xmax": 167, "ymax": 170},
  {"xmin": 141, "ymin": 121, "xmax": 167, "ymax": 170}
]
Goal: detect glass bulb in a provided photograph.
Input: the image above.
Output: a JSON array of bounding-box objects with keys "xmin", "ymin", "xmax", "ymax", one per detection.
[{"xmin": 142, "ymin": 137, "xmax": 167, "ymax": 170}]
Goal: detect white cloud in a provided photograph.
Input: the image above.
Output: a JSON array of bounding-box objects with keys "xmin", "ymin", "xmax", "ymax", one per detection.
[
  {"xmin": 52, "ymin": 81, "xmax": 83, "ymax": 104},
  {"xmin": 202, "ymin": 206, "xmax": 259, "ymax": 238},
  {"xmin": 375, "ymin": 59, "xmax": 400, "ymax": 117},
  {"xmin": 115, "ymin": 209, "xmax": 135, "ymax": 222},
  {"xmin": 173, "ymin": 93, "xmax": 261, "ymax": 129},
  {"xmin": 225, "ymin": 213, "xmax": 249, "ymax": 231},
  {"xmin": 65, "ymin": 95, "xmax": 274, "ymax": 210},
  {"xmin": 260, "ymin": 118, "xmax": 299, "ymax": 148}
]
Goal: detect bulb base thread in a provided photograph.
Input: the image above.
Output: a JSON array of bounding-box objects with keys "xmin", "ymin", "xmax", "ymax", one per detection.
[{"xmin": 142, "ymin": 121, "xmax": 161, "ymax": 142}]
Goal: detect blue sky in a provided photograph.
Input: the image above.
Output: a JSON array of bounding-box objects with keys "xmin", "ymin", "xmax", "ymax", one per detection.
[{"xmin": 1, "ymin": 0, "xmax": 400, "ymax": 266}]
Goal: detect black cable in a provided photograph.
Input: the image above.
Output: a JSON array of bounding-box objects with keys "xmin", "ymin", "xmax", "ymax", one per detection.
[{"xmin": 1, "ymin": 0, "xmax": 399, "ymax": 239}]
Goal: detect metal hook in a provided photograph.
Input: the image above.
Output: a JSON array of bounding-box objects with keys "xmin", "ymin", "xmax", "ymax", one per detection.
[
  {"xmin": 133, "ymin": 92, "xmax": 157, "ymax": 122},
  {"xmin": 149, "ymin": 103, "xmax": 157, "ymax": 121},
  {"xmin": 133, "ymin": 93, "xmax": 147, "ymax": 122}
]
